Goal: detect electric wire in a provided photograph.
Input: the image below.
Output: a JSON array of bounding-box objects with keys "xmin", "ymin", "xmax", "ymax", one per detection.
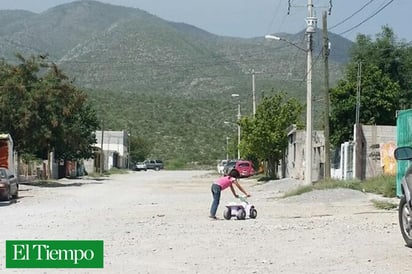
[
  {"xmin": 278, "ymin": 32, "xmax": 307, "ymax": 91},
  {"xmin": 265, "ymin": 0, "xmax": 285, "ymax": 35},
  {"xmin": 329, "ymin": 0, "xmax": 376, "ymax": 30},
  {"xmin": 338, "ymin": 0, "xmax": 394, "ymax": 36}
]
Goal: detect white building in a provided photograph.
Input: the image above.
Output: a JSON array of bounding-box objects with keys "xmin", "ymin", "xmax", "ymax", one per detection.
[
  {"xmin": 84, "ymin": 130, "xmax": 129, "ymax": 173},
  {"xmin": 285, "ymin": 125, "xmax": 325, "ymax": 182}
]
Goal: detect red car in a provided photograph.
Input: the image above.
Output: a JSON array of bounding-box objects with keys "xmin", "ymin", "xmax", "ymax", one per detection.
[{"xmin": 234, "ymin": 160, "xmax": 255, "ymax": 178}]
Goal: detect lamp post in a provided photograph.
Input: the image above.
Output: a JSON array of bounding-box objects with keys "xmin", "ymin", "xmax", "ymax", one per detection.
[
  {"xmin": 264, "ymin": 35, "xmax": 306, "ymax": 51},
  {"xmin": 127, "ymin": 132, "xmax": 131, "ymax": 169},
  {"xmin": 252, "ymin": 69, "xmax": 256, "ymax": 116},
  {"xmin": 265, "ymin": 4, "xmax": 316, "ymax": 185},
  {"xmin": 224, "ymin": 121, "xmax": 240, "ymax": 160},
  {"xmin": 231, "ymin": 93, "xmax": 241, "ymax": 159},
  {"xmin": 100, "ymin": 120, "xmax": 104, "ymax": 176},
  {"xmin": 226, "ymin": 136, "xmax": 230, "ymax": 160}
]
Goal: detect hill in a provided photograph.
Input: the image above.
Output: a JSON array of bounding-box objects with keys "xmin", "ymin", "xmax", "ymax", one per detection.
[{"xmin": 0, "ymin": 0, "xmax": 354, "ymax": 164}]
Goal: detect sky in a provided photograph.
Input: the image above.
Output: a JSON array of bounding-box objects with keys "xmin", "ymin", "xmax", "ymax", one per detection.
[{"xmin": 0, "ymin": 0, "xmax": 411, "ymax": 42}]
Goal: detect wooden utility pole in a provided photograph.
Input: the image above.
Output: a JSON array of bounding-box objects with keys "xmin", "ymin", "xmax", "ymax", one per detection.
[
  {"xmin": 356, "ymin": 62, "xmax": 362, "ymax": 125},
  {"xmin": 323, "ymin": 11, "xmax": 331, "ymax": 179},
  {"xmin": 354, "ymin": 62, "xmax": 362, "ymax": 180}
]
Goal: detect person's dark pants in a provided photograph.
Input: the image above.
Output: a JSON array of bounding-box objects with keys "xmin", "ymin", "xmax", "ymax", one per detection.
[{"xmin": 210, "ymin": 184, "xmax": 221, "ymax": 217}]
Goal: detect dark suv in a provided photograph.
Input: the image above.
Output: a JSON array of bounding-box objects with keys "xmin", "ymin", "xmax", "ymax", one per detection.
[
  {"xmin": 223, "ymin": 160, "xmax": 237, "ymax": 176},
  {"xmin": 143, "ymin": 159, "xmax": 164, "ymax": 171}
]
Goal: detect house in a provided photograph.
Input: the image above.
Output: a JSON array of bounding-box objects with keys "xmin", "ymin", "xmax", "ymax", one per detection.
[
  {"xmin": 284, "ymin": 123, "xmax": 395, "ymax": 183},
  {"xmin": 331, "ymin": 124, "xmax": 396, "ymax": 181},
  {"xmin": 84, "ymin": 130, "xmax": 130, "ymax": 173},
  {"xmin": 284, "ymin": 125, "xmax": 325, "ymax": 182}
]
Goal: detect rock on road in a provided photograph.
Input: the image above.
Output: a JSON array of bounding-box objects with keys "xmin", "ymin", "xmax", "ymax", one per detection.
[{"xmin": 1, "ymin": 170, "xmax": 412, "ymax": 273}]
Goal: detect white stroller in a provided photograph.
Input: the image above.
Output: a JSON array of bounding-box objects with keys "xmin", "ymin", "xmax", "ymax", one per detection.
[{"xmin": 223, "ymin": 196, "xmax": 257, "ymax": 220}]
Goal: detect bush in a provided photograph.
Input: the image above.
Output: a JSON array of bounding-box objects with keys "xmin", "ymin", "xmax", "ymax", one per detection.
[
  {"xmin": 166, "ymin": 159, "xmax": 186, "ymax": 170},
  {"xmin": 360, "ymin": 175, "xmax": 396, "ymax": 198}
]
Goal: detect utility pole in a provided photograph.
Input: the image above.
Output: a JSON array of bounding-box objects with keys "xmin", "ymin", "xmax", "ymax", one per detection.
[
  {"xmin": 252, "ymin": 69, "xmax": 256, "ymax": 116},
  {"xmin": 237, "ymin": 103, "xmax": 241, "ymax": 159},
  {"xmin": 356, "ymin": 62, "xmax": 362, "ymax": 125},
  {"xmin": 354, "ymin": 62, "xmax": 362, "ymax": 180},
  {"xmin": 226, "ymin": 136, "xmax": 230, "ymax": 160},
  {"xmin": 127, "ymin": 131, "xmax": 131, "ymax": 169},
  {"xmin": 305, "ymin": 0, "xmax": 316, "ymax": 185},
  {"xmin": 230, "ymin": 93, "xmax": 241, "ymax": 160},
  {"xmin": 323, "ymin": 11, "xmax": 331, "ymax": 179},
  {"xmin": 249, "ymin": 69, "xmax": 262, "ymax": 116},
  {"xmin": 100, "ymin": 120, "xmax": 104, "ymax": 176}
]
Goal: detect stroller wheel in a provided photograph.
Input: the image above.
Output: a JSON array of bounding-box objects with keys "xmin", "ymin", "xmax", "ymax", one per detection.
[
  {"xmin": 250, "ymin": 208, "xmax": 257, "ymax": 219},
  {"xmin": 236, "ymin": 209, "xmax": 246, "ymax": 220},
  {"xmin": 223, "ymin": 208, "xmax": 232, "ymax": 220}
]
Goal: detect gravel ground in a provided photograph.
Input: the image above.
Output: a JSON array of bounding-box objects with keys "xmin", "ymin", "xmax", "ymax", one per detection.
[{"xmin": 1, "ymin": 170, "xmax": 412, "ymax": 273}]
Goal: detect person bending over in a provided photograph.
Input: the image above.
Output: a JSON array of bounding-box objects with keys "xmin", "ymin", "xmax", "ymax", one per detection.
[{"xmin": 209, "ymin": 169, "xmax": 250, "ymax": 219}]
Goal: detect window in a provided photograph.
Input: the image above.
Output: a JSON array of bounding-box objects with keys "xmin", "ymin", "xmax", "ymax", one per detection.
[
  {"xmin": 238, "ymin": 163, "xmax": 250, "ymax": 168},
  {"xmin": 0, "ymin": 170, "xmax": 6, "ymax": 178}
]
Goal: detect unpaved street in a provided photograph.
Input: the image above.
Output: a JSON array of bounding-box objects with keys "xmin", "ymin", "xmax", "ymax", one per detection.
[{"xmin": 1, "ymin": 170, "xmax": 412, "ymax": 273}]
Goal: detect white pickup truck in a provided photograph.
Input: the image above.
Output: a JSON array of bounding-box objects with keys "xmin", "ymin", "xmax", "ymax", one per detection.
[{"xmin": 134, "ymin": 162, "xmax": 147, "ymax": 171}]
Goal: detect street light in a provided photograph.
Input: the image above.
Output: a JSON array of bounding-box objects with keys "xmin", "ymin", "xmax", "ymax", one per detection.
[
  {"xmin": 224, "ymin": 121, "xmax": 240, "ymax": 160},
  {"xmin": 264, "ymin": 35, "xmax": 306, "ymax": 52},
  {"xmin": 127, "ymin": 132, "xmax": 131, "ymax": 169},
  {"xmin": 231, "ymin": 93, "xmax": 241, "ymax": 159},
  {"xmin": 226, "ymin": 136, "xmax": 230, "ymax": 160},
  {"xmin": 100, "ymin": 120, "xmax": 104, "ymax": 176},
  {"xmin": 265, "ymin": 9, "xmax": 316, "ymax": 185}
]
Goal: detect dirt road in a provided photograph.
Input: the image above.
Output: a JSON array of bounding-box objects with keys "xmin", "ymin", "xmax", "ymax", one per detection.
[{"xmin": 1, "ymin": 170, "xmax": 412, "ymax": 273}]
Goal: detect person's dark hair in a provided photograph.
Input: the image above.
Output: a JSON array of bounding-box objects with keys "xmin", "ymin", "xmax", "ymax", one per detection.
[{"xmin": 228, "ymin": 169, "xmax": 240, "ymax": 179}]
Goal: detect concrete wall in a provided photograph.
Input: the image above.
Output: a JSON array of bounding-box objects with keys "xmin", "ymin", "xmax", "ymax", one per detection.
[
  {"xmin": 358, "ymin": 125, "xmax": 396, "ymax": 178},
  {"xmin": 285, "ymin": 126, "xmax": 325, "ymax": 182},
  {"xmin": 285, "ymin": 124, "xmax": 396, "ymax": 182}
]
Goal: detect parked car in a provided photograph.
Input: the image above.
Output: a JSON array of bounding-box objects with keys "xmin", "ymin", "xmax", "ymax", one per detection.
[
  {"xmin": 134, "ymin": 162, "xmax": 147, "ymax": 171},
  {"xmin": 223, "ymin": 160, "xmax": 237, "ymax": 176},
  {"xmin": 235, "ymin": 160, "xmax": 255, "ymax": 178},
  {"xmin": 0, "ymin": 167, "xmax": 18, "ymax": 201},
  {"xmin": 223, "ymin": 160, "xmax": 255, "ymax": 178},
  {"xmin": 144, "ymin": 159, "xmax": 164, "ymax": 171},
  {"xmin": 217, "ymin": 160, "xmax": 228, "ymax": 174}
]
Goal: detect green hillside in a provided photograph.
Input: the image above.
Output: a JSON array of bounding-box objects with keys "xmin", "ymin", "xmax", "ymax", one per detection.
[{"xmin": 0, "ymin": 0, "xmax": 353, "ymax": 164}]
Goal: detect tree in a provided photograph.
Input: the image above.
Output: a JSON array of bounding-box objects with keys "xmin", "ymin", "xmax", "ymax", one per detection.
[
  {"xmin": 330, "ymin": 63, "xmax": 401, "ymax": 145},
  {"xmin": 129, "ymin": 135, "xmax": 152, "ymax": 163},
  {"xmin": 0, "ymin": 55, "xmax": 40, "ymax": 155},
  {"xmin": 350, "ymin": 26, "xmax": 412, "ymax": 101},
  {"xmin": 0, "ymin": 55, "xmax": 99, "ymax": 175},
  {"xmin": 330, "ymin": 26, "xmax": 411, "ymax": 146},
  {"xmin": 239, "ymin": 92, "xmax": 302, "ymax": 178},
  {"xmin": 31, "ymin": 63, "xmax": 99, "ymax": 161}
]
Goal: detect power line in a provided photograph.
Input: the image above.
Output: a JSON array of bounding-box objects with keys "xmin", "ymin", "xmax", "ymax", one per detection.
[
  {"xmin": 329, "ymin": 0, "xmax": 376, "ymax": 30},
  {"xmin": 338, "ymin": 0, "xmax": 394, "ymax": 36},
  {"xmin": 265, "ymin": 0, "xmax": 286, "ymax": 35}
]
